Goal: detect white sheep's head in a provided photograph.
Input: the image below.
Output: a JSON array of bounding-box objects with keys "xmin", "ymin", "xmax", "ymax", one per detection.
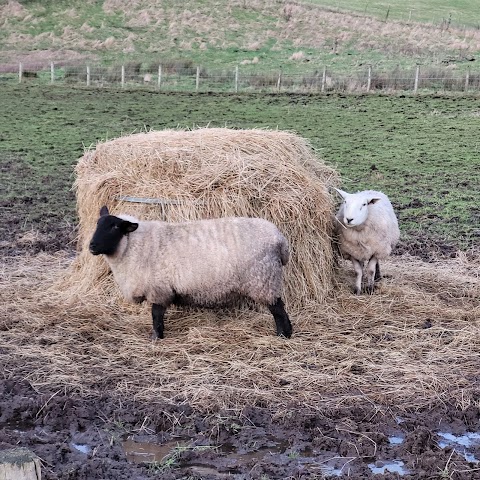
[{"xmin": 335, "ymin": 188, "xmax": 381, "ymax": 227}]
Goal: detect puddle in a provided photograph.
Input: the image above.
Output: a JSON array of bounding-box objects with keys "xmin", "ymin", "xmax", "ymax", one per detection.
[
  {"xmin": 437, "ymin": 432, "xmax": 480, "ymax": 449},
  {"xmin": 388, "ymin": 436, "xmax": 404, "ymax": 445},
  {"xmin": 368, "ymin": 460, "xmax": 409, "ymax": 475},
  {"xmin": 71, "ymin": 443, "xmax": 91, "ymax": 454},
  {"xmin": 437, "ymin": 431, "xmax": 480, "ymax": 463},
  {"xmin": 122, "ymin": 438, "xmax": 187, "ymax": 463},
  {"xmin": 123, "ymin": 435, "xmax": 350, "ymax": 475},
  {"xmin": 319, "ymin": 464, "xmax": 344, "ymax": 477}
]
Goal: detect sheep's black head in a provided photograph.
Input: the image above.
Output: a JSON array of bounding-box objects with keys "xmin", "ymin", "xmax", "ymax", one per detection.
[{"xmin": 89, "ymin": 206, "xmax": 138, "ymax": 256}]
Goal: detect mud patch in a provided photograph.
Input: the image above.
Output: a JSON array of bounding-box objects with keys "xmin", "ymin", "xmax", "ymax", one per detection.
[{"xmin": 1, "ymin": 379, "xmax": 479, "ymax": 479}]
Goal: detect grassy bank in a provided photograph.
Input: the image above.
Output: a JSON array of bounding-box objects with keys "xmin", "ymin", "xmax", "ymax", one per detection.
[{"xmin": 1, "ymin": 0, "xmax": 480, "ymax": 73}]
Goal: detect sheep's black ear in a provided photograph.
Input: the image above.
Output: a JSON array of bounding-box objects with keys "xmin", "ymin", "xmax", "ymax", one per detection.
[
  {"xmin": 121, "ymin": 221, "xmax": 138, "ymax": 234},
  {"xmin": 100, "ymin": 206, "xmax": 109, "ymax": 217},
  {"xmin": 368, "ymin": 197, "xmax": 381, "ymax": 205}
]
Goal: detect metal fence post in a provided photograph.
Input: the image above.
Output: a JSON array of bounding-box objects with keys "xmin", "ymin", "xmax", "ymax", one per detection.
[
  {"xmin": 235, "ymin": 66, "xmax": 239, "ymax": 93},
  {"xmin": 367, "ymin": 65, "xmax": 372, "ymax": 92},
  {"xmin": 19, "ymin": 63, "xmax": 23, "ymax": 83},
  {"xmin": 196, "ymin": 66, "xmax": 200, "ymax": 91},
  {"xmin": 465, "ymin": 68, "xmax": 470, "ymax": 92},
  {"xmin": 86, "ymin": 65, "xmax": 90, "ymax": 86},
  {"xmin": 158, "ymin": 65, "xmax": 162, "ymax": 90},
  {"xmin": 50, "ymin": 62, "xmax": 55, "ymax": 84},
  {"xmin": 277, "ymin": 70, "xmax": 282, "ymax": 92},
  {"xmin": 121, "ymin": 65, "xmax": 125, "ymax": 88}
]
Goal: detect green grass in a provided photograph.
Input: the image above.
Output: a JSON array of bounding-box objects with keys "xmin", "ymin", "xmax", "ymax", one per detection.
[
  {"xmin": 0, "ymin": 84, "xmax": 479, "ymax": 250},
  {"xmin": 307, "ymin": 0, "xmax": 480, "ymax": 27},
  {"xmin": 2, "ymin": 0, "xmax": 480, "ymax": 75}
]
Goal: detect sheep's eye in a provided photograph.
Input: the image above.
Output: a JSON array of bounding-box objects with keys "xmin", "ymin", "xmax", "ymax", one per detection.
[{"xmin": 363, "ymin": 203, "xmax": 367, "ymax": 207}]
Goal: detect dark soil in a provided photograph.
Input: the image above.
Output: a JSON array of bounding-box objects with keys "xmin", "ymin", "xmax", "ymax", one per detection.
[{"xmin": 1, "ymin": 378, "xmax": 479, "ymax": 479}]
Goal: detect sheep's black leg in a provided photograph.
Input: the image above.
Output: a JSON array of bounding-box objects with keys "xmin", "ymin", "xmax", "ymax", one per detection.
[
  {"xmin": 374, "ymin": 261, "xmax": 382, "ymax": 282},
  {"xmin": 152, "ymin": 303, "xmax": 167, "ymax": 339},
  {"xmin": 268, "ymin": 298, "xmax": 292, "ymax": 338}
]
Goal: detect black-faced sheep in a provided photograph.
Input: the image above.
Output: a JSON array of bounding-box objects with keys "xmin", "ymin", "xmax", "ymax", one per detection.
[
  {"xmin": 89, "ymin": 206, "xmax": 292, "ymax": 339},
  {"xmin": 334, "ymin": 188, "xmax": 400, "ymax": 294}
]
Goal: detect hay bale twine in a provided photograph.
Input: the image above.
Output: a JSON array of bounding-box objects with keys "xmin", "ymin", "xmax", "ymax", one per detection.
[{"xmin": 70, "ymin": 128, "xmax": 339, "ymax": 309}]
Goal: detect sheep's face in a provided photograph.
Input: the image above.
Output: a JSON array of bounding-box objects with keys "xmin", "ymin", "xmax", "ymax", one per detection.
[
  {"xmin": 335, "ymin": 189, "xmax": 380, "ymax": 228},
  {"xmin": 89, "ymin": 206, "xmax": 138, "ymax": 256}
]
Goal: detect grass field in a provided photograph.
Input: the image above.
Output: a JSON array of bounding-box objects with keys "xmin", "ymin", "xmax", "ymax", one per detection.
[
  {"xmin": 1, "ymin": 84, "xmax": 479, "ymax": 251},
  {"xmin": 1, "ymin": 0, "xmax": 480, "ymax": 74},
  {"xmin": 309, "ymin": 0, "xmax": 480, "ymax": 27}
]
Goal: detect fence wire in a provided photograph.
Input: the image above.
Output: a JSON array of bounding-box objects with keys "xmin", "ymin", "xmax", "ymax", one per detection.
[{"xmin": 2, "ymin": 63, "xmax": 479, "ymax": 94}]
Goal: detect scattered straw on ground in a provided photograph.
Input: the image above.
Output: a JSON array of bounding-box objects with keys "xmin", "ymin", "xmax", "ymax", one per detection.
[{"xmin": 1, "ymin": 251, "xmax": 479, "ymax": 414}]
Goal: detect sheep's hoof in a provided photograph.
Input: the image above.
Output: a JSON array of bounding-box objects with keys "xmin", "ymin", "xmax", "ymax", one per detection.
[
  {"xmin": 353, "ymin": 287, "xmax": 361, "ymax": 295},
  {"xmin": 364, "ymin": 285, "xmax": 375, "ymax": 295},
  {"xmin": 151, "ymin": 332, "xmax": 164, "ymax": 340}
]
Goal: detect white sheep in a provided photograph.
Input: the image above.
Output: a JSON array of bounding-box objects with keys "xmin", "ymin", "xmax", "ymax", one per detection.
[
  {"xmin": 334, "ymin": 188, "xmax": 400, "ymax": 294},
  {"xmin": 89, "ymin": 206, "xmax": 292, "ymax": 339}
]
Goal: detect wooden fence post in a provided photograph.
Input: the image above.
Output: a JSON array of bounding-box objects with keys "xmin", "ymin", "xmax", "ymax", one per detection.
[
  {"xmin": 50, "ymin": 62, "xmax": 55, "ymax": 84},
  {"xmin": 86, "ymin": 65, "xmax": 90, "ymax": 86},
  {"xmin": 235, "ymin": 66, "xmax": 239, "ymax": 93},
  {"xmin": 121, "ymin": 65, "xmax": 125, "ymax": 88},
  {"xmin": 0, "ymin": 447, "xmax": 41, "ymax": 480},
  {"xmin": 158, "ymin": 65, "xmax": 162, "ymax": 89},
  {"xmin": 321, "ymin": 66, "xmax": 327, "ymax": 93},
  {"xmin": 19, "ymin": 63, "xmax": 23, "ymax": 83},
  {"xmin": 367, "ymin": 65, "xmax": 372, "ymax": 92},
  {"xmin": 414, "ymin": 65, "xmax": 420, "ymax": 93},
  {"xmin": 196, "ymin": 66, "xmax": 200, "ymax": 91},
  {"xmin": 277, "ymin": 70, "xmax": 282, "ymax": 92}
]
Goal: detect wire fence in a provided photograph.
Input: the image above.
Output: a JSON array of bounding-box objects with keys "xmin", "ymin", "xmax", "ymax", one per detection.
[{"xmin": 2, "ymin": 62, "xmax": 480, "ymax": 94}]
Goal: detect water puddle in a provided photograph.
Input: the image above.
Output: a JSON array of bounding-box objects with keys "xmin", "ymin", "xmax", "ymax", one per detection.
[
  {"xmin": 388, "ymin": 435, "xmax": 404, "ymax": 445},
  {"xmin": 71, "ymin": 443, "xmax": 91, "ymax": 454},
  {"xmin": 437, "ymin": 431, "xmax": 480, "ymax": 463},
  {"xmin": 122, "ymin": 438, "xmax": 187, "ymax": 463},
  {"xmin": 368, "ymin": 459, "xmax": 409, "ymax": 475},
  {"xmin": 122, "ymin": 435, "xmax": 350, "ymax": 476}
]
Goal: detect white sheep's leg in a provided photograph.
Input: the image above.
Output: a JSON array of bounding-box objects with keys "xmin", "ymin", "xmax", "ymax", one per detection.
[
  {"xmin": 351, "ymin": 258, "xmax": 363, "ymax": 295},
  {"xmin": 268, "ymin": 298, "xmax": 292, "ymax": 338},
  {"xmin": 365, "ymin": 256, "xmax": 378, "ymax": 294},
  {"xmin": 152, "ymin": 303, "xmax": 167, "ymax": 339}
]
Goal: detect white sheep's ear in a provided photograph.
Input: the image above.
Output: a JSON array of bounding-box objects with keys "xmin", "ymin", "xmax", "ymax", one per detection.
[
  {"xmin": 333, "ymin": 188, "xmax": 349, "ymax": 199},
  {"xmin": 100, "ymin": 205, "xmax": 109, "ymax": 217},
  {"xmin": 368, "ymin": 197, "xmax": 381, "ymax": 205}
]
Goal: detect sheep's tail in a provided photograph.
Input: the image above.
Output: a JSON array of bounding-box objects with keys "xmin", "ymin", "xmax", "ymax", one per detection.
[{"xmin": 279, "ymin": 236, "xmax": 290, "ymax": 266}]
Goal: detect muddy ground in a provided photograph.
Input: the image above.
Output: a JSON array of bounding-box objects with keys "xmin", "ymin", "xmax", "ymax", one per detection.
[
  {"xmin": 1, "ymin": 221, "xmax": 480, "ymax": 479},
  {"xmin": 1, "ymin": 376, "xmax": 480, "ymax": 479}
]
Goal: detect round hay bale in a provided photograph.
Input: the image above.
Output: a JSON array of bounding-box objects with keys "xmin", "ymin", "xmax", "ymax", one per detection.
[{"xmin": 69, "ymin": 127, "xmax": 339, "ymax": 309}]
